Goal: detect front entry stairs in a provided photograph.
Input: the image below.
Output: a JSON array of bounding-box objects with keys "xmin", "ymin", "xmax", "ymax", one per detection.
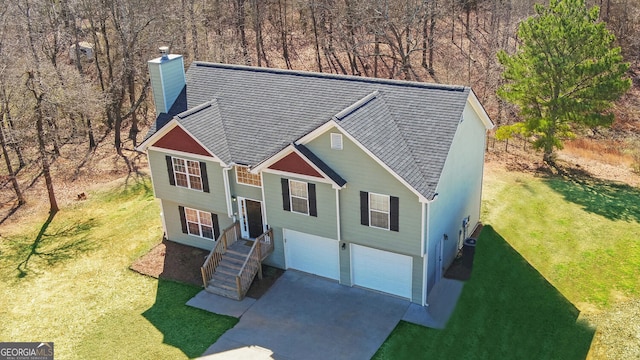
[{"xmin": 201, "ymin": 222, "xmax": 274, "ymax": 300}]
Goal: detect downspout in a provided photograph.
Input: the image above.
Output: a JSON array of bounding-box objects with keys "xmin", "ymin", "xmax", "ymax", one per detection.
[
  {"xmin": 423, "ymin": 193, "xmax": 438, "ymax": 307},
  {"xmin": 222, "ymin": 166, "xmax": 233, "ymax": 218},
  {"xmin": 260, "ymin": 172, "xmax": 268, "ymax": 229},
  {"xmin": 335, "ymin": 187, "xmax": 341, "ymax": 242}
]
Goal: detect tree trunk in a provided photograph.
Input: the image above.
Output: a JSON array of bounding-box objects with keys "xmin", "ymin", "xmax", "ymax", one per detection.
[
  {"xmin": 0, "ymin": 106, "xmax": 25, "ymax": 205},
  {"xmin": 36, "ymin": 103, "xmax": 59, "ymax": 214},
  {"xmin": 236, "ymin": 0, "xmax": 249, "ymax": 64},
  {"xmin": 310, "ymin": 0, "xmax": 323, "ymax": 72},
  {"xmin": 278, "ymin": 0, "xmax": 292, "ymax": 69},
  {"xmin": 189, "ymin": 0, "xmax": 199, "ymax": 58},
  {"xmin": 84, "ymin": 113, "xmax": 96, "ymax": 149}
]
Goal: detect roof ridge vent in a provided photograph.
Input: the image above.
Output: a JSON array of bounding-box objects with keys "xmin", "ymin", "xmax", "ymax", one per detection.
[{"xmin": 333, "ymin": 91, "xmax": 379, "ymax": 121}]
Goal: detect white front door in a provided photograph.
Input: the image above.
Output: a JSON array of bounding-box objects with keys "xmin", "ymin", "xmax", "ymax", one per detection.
[
  {"xmin": 351, "ymin": 244, "xmax": 413, "ymax": 299},
  {"xmin": 284, "ymin": 229, "xmax": 340, "ymax": 280}
]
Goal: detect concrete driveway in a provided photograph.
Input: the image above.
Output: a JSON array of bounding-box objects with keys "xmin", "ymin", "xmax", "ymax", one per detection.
[{"xmin": 198, "ymin": 270, "xmax": 411, "ymax": 360}]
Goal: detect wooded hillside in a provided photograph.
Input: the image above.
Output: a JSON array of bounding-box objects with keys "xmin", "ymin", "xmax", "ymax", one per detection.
[{"xmin": 1, "ymin": 0, "xmax": 638, "ymax": 215}]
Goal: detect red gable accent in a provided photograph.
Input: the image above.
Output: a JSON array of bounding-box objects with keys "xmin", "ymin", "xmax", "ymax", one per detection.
[
  {"xmin": 269, "ymin": 152, "xmax": 323, "ymax": 178},
  {"xmin": 153, "ymin": 126, "xmax": 211, "ymax": 157}
]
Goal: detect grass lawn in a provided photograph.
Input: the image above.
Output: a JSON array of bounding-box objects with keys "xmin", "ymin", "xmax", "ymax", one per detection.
[
  {"xmin": 0, "ymin": 177, "xmax": 237, "ymax": 359},
  {"xmin": 374, "ymin": 225, "xmax": 594, "ymax": 359},
  {"xmin": 375, "ymin": 165, "xmax": 640, "ymax": 359}
]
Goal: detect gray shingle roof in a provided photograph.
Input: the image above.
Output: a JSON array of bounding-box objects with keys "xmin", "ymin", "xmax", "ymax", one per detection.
[{"xmin": 146, "ymin": 62, "xmax": 472, "ymax": 199}]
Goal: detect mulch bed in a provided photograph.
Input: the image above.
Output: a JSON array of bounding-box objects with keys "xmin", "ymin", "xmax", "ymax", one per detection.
[{"xmin": 130, "ymin": 238, "xmax": 283, "ymax": 299}]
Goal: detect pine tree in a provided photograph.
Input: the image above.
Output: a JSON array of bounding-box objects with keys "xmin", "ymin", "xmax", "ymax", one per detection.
[{"xmin": 497, "ymin": 0, "xmax": 631, "ymax": 163}]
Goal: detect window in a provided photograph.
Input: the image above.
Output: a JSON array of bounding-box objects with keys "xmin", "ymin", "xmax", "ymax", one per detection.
[
  {"xmin": 179, "ymin": 206, "xmax": 219, "ymax": 239},
  {"xmin": 166, "ymin": 155, "xmax": 209, "ymax": 192},
  {"xmin": 331, "ymin": 133, "xmax": 343, "ymax": 150},
  {"xmin": 236, "ymin": 166, "xmax": 262, "ymax": 186},
  {"xmin": 369, "ymin": 193, "xmax": 390, "ymax": 229},
  {"xmin": 290, "ymin": 180, "xmax": 309, "ymax": 214},
  {"xmin": 360, "ymin": 191, "xmax": 399, "ymax": 232},
  {"xmin": 281, "ymin": 178, "xmax": 317, "ymax": 217}
]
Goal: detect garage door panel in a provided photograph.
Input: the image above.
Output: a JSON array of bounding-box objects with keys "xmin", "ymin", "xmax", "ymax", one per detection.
[
  {"xmin": 351, "ymin": 245, "xmax": 412, "ymax": 299},
  {"xmin": 285, "ymin": 229, "xmax": 339, "ymax": 280}
]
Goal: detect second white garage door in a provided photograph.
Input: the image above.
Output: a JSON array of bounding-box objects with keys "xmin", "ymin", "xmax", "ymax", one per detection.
[
  {"xmin": 284, "ymin": 229, "xmax": 340, "ymax": 280},
  {"xmin": 351, "ymin": 244, "xmax": 413, "ymax": 299}
]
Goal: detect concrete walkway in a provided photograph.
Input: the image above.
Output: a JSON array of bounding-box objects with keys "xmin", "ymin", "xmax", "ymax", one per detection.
[{"xmin": 189, "ymin": 271, "xmax": 465, "ymax": 359}]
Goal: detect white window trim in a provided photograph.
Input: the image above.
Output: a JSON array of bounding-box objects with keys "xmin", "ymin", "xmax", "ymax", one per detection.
[
  {"xmin": 289, "ymin": 179, "xmax": 310, "ymax": 216},
  {"xmin": 185, "ymin": 207, "xmax": 214, "ymax": 239},
  {"xmin": 235, "ymin": 165, "xmax": 262, "ymax": 187},
  {"xmin": 369, "ymin": 192, "xmax": 390, "ymax": 230},
  {"xmin": 330, "ymin": 133, "xmax": 343, "ymax": 150},
  {"xmin": 172, "ymin": 156, "xmax": 203, "ymax": 191}
]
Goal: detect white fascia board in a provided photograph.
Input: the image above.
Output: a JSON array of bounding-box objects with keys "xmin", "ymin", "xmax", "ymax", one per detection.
[
  {"xmin": 148, "ymin": 146, "xmax": 225, "ymax": 165},
  {"xmin": 262, "ymin": 168, "xmax": 334, "ymax": 185},
  {"xmin": 142, "ymin": 122, "xmax": 224, "ymax": 165},
  {"xmin": 136, "ymin": 118, "xmax": 180, "ymax": 152},
  {"xmin": 294, "ymin": 120, "xmax": 337, "ymax": 145},
  {"xmin": 251, "ymin": 144, "xmax": 296, "ymax": 173},
  {"xmin": 252, "ymin": 143, "xmax": 345, "ymax": 189},
  {"xmin": 468, "ymin": 90, "xmax": 494, "ymax": 130},
  {"xmin": 327, "ymin": 121, "xmax": 430, "ymax": 203}
]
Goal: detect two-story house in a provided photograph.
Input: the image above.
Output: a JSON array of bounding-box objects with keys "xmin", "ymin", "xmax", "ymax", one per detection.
[{"xmin": 137, "ymin": 49, "xmax": 493, "ymax": 305}]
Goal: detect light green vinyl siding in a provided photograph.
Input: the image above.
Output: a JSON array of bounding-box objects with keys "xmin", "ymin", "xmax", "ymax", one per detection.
[
  {"xmin": 306, "ymin": 130, "xmax": 423, "ymax": 303},
  {"xmin": 262, "ymin": 172, "xmax": 338, "ymax": 268},
  {"xmin": 425, "ymin": 102, "xmax": 487, "ymax": 295},
  {"xmin": 148, "ymin": 149, "xmax": 228, "ymax": 214},
  {"xmin": 161, "ymin": 199, "xmax": 234, "ymax": 251},
  {"xmin": 306, "ymin": 130, "xmax": 422, "ymax": 255}
]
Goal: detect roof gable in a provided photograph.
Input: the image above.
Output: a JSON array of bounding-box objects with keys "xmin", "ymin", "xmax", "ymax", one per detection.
[
  {"xmin": 153, "ymin": 125, "xmax": 211, "ymax": 156},
  {"xmin": 269, "ymin": 152, "xmax": 323, "ymax": 178}
]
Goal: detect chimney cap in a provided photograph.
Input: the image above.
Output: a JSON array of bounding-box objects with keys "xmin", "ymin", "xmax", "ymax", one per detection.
[{"xmin": 159, "ymin": 46, "xmax": 169, "ymax": 59}]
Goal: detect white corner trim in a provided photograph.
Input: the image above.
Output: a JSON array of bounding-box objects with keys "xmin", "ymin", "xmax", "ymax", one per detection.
[{"xmin": 421, "ymin": 201, "xmax": 426, "ymax": 256}]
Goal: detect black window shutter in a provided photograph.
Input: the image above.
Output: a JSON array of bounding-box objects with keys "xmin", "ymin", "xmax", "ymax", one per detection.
[
  {"xmin": 308, "ymin": 183, "xmax": 317, "ymax": 217},
  {"xmin": 200, "ymin": 162, "xmax": 210, "ymax": 193},
  {"xmin": 281, "ymin": 178, "xmax": 291, "ymax": 211},
  {"xmin": 166, "ymin": 156, "xmax": 175, "ymax": 186},
  {"xmin": 360, "ymin": 191, "xmax": 369, "ymax": 226},
  {"xmin": 179, "ymin": 206, "xmax": 187, "ymax": 233},
  {"xmin": 212, "ymin": 213, "xmax": 220, "ymax": 239},
  {"xmin": 390, "ymin": 196, "xmax": 400, "ymax": 232}
]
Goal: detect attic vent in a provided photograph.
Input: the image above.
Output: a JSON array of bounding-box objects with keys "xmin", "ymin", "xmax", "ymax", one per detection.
[{"xmin": 159, "ymin": 46, "xmax": 169, "ymax": 60}]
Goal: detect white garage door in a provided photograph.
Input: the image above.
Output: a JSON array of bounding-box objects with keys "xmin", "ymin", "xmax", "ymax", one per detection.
[
  {"xmin": 284, "ymin": 229, "xmax": 340, "ymax": 280},
  {"xmin": 351, "ymin": 244, "xmax": 413, "ymax": 299}
]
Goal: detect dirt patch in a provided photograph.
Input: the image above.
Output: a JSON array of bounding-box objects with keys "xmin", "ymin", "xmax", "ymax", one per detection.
[{"xmin": 130, "ymin": 238, "xmax": 283, "ymax": 299}]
